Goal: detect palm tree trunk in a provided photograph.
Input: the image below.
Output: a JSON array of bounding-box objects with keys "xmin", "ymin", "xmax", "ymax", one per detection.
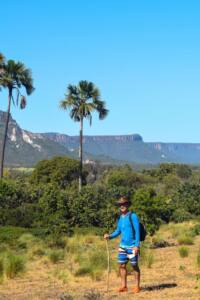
[
  {"xmin": 0, "ymin": 89, "xmax": 12, "ymax": 178},
  {"xmin": 79, "ymin": 117, "xmax": 83, "ymax": 192}
]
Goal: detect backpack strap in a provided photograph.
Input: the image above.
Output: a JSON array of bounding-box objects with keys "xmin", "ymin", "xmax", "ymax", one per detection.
[{"xmin": 128, "ymin": 212, "xmax": 135, "ymax": 240}]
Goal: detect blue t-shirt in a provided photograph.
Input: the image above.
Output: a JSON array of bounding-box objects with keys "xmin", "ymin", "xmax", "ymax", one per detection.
[{"xmin": 109, "ymin": 212, "xmax": 140, "ymax": 248}]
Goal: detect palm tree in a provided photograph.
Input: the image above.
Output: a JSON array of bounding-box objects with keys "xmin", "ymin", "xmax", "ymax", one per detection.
[
  {"xmin": 60, "ymin": 80, "xmax": 109, "ymax": 191},
  {"xmin": 0, "ymin": 60, "xmax": 35, "ymax": 178},
  {"xmin": 0, "ymin": 53, "xmax": 5, "ymax": 67},
  {"xmin": 0, "ymin": 53, "xmax": 5, "ymax": 82}
]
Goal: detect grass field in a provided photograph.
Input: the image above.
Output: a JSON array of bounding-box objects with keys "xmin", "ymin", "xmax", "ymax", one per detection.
[{"xmin": 0, "ymin": 221, "xmax": 199, "ymax": 299}]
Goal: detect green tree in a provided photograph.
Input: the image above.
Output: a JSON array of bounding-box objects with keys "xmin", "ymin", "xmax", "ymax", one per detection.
[
  {"xmin": 60, "ymin": 80, "xmax": 108, "ymax": 191},
  {"xmin": 0, "ymin": 60, "xmax": 34, "ymax": 178},
  {"xmin": 31, "ymin": 156, "xmax": 80, "ymax": 188}
]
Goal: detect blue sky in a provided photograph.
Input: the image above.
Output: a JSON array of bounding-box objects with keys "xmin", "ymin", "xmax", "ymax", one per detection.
[{"xmin": 1, "ymin": 0, "xmax": 200, "ymax": 142}]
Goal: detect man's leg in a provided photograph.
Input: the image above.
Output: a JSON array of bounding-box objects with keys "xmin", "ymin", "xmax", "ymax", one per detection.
[
  {"xmin": 132, "ymin": 264, "xmax": 140, "ymax": 288},
  {"xmin": 119, "ymin": 264, "xmax": 127, "ymax": 288},
  {"xmin": 118, "ymin": 248, "xmax": 128, "ymax": 291}
]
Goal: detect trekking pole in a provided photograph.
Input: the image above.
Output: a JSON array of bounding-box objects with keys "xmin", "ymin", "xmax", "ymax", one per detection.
[{"xmin": 105, "ymin": 239, "xmax": 110, "ymax": 293}]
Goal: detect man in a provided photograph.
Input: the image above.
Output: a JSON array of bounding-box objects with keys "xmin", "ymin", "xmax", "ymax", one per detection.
[{"xmin": 104, "ymin": 196, "xmax": 140, "ymax": 293}]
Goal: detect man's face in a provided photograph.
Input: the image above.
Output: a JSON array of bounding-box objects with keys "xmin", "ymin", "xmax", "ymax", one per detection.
[{"xmin": 119, "ymin": 203, "xmax": 129, "ymax": 214}]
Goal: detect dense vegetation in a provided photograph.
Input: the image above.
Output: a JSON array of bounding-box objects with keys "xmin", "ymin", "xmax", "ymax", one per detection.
[{"xmin": 0, "ymin": 157, "xmax": 199, "ymax": 238}]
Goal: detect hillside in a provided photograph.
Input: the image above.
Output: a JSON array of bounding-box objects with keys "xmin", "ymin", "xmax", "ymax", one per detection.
[{"xmin": 44, "ymin": 132, "xmax": 200, "ymax": 164}]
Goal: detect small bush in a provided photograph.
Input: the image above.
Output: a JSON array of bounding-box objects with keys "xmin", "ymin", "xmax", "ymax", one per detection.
[
  {"xmin": 178, "ymin": 235, "xmax": 194, "ymax": 245},
  {"xmin": 197, "ymin": 249, "xmax": 200, "ymax": 268},
  {"xmin": 48, "ymin": 250, "xmax": 64, "ymax": 264},
  {"xmin": 83, "ymin": 289, "xmax": 102, "ymax": 300},
  {"xmin": 5, "ymin": 253, "xmax": 26, "ymax": 278},
  {"xmin": 178, "ymin": 247, "xmax": 189, "ymax": 258}
]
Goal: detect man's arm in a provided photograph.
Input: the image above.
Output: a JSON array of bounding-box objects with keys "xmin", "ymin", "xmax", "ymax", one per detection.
[
  {"xmin": 132, "ymin": 213, "xmax": 140, "ymax": 247},
  {"xmin": 104, "ymin": 217, "xmax": 121, "ymax": 240}
]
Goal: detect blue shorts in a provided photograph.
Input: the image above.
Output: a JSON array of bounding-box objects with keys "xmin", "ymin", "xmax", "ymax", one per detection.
[{"xmin": 118, "ymin": 247, "xmax": 139, "ymax": 266}]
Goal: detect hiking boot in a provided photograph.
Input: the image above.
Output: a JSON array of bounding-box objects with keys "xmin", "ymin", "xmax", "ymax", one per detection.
[
  {"xmin": 118, "ymin": 287, "xmax": 128, "ymax": 292},
  {"xmin": 132, "ymin": 286, "xmax": 141, "ymax": 293}
]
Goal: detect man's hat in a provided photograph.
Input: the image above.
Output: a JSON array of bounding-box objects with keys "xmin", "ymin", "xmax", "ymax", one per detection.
[{"xmin": 116, "ymin": 196, "xmax": 130, "ymax": 206}]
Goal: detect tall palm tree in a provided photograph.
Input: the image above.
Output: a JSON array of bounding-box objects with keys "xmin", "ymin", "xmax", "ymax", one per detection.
[
  {"xmin": 0, "ymin": 60, "xmax": 34, "ymax": 178},
  {"xmin": 60, "ymin": 80, "xmax": 109, "ymax": 191}
]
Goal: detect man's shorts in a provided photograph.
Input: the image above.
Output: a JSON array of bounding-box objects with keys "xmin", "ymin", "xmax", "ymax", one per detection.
[{"xmin": 118, "ymin": 247, "xmax": 139, "ymax": 266}]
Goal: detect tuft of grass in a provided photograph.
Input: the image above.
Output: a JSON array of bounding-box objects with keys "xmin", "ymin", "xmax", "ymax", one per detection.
[
  {"xmin": 145, "ymin": 251, "xmax": 155, "ymax": 268},
  {"xmin": 178, "ymin": 235, "xmax": 194, "ymax": 245},
  {"xmin": 75, "ymin": 266, "xmax": 92, "ymax": 277},
  {"xmin": 48, "ymin": 250, "xmax": 64, "ymax": 264},
  {"xmin": 178, "ymin": 246, "xmax": 189, "ymax": 258},
  {"xmin": 0, "ymin": 257, "xmax": 4, "ymax": 279},
  {"xmin": 83, "ymin": 289, "xmax": 102, "ymax": 300},
  {"xmin": 197, "ymin": 249, "xmax": 200, "ymax": 268},
  {"xmin": 60, "ymin": 294, "xmax": 74, "ymax": 300},
  {"xmin": 32, "ymin": 246, "xmax": 46, "ymax": 257},
  {"xmin": 179, "ymin": 265, "xmax": 186, "ymax": 271},
  {"xmin": 5, "ymin": 253, "xmax": 26, "ymax": 278},
  {"xmin": 17, "ymin": 233, "xmax": 38, "ymax": 250}
]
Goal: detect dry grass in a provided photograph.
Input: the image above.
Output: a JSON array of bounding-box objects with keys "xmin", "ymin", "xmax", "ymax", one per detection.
[{"xmin": 0, "ymin": 222, "xmax": 199, "ymax": 300}]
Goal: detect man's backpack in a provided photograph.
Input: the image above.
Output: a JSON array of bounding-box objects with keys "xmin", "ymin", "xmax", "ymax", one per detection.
[{"xmin": 129, "ymin": 213, "xmax": 146, "ymax": 242}]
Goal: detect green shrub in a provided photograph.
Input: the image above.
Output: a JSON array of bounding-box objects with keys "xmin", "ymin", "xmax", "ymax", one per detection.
[
  {"xmin": 171, "ymin": 209, "xmax": 193, "ymax": 223},
  {"xmin": 5, "ymin": 253, "xmax": 26, "ymax": 278},
  {"xmin": 178, "ymin": 247, "xmax": 189, "ymax": 258},
  {"xmin": 178, "ymin": 235, "xmax": 194, "ymax": 245},
  {"xmin": 48, "ymin": 250, "xmax": 64, "ymax": 264},
  {"xmin": 190, "ymin": 224, "xmax": 200, "ymax": 236}
]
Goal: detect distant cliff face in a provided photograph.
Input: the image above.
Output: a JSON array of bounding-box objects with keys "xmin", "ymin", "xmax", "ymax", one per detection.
[
  {"xmin": 43, "ymin": 132, "xmax": 200, "ymax": 164},
  {"xmin": 1, "ymin": 110, "xmax": 200, "ymax": 166},
  {"xmin": 0, "ymin": 111, "xmax": 72, "ymax": 167}
]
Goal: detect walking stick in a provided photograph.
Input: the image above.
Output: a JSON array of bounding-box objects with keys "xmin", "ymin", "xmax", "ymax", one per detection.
[{"xmin": 106, "ymin": 239, "xmax": 110, "ymax": 293}]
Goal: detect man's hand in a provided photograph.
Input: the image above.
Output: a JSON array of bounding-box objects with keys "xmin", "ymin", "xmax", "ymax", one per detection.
[
  {"xmin": 132, "ymin": 246, "xmax": 140, "ymax": 255},
  {"xmin": 104, "ymin": 233, "xmax": 110, "ymax": 240}
]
